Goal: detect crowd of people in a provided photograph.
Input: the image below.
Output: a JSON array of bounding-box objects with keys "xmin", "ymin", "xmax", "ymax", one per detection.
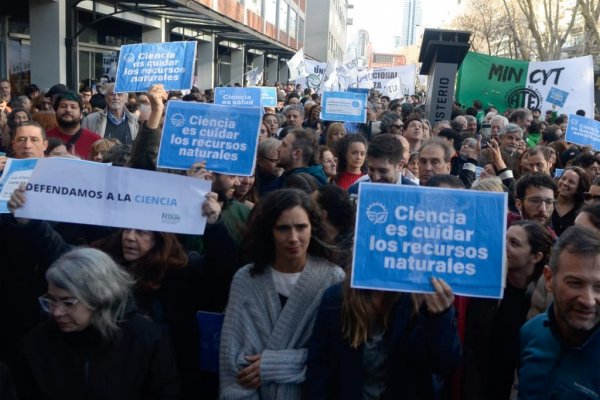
[{"xmin": 0, "ymin": 76, "xmax": 599, "ymax": 399}]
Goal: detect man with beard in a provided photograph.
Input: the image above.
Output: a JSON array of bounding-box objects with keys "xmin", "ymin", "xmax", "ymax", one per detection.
[
  {"xmin": 510, "ymin": 173, "xmax": 557, "ymax": 233},
  {"xmin": 46, "ymin": 92, "xmax": 101, "ymax": 158},
  {"xmin": 518, "ymin": 226, "xmax": 600, "ymax": 396},
  {"xmin": 82, "ymin": 83, "xmax": 139, "ymax": 144}
]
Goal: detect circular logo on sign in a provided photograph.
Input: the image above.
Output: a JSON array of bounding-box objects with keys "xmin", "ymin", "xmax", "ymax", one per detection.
[
  {"xmin": 366, "ymin": 202, "xmax": 388, "ymax": 224},
  {"xmin": 505, "ymin": 87, "xmax": 542, "ymax": 110},
  {"xmin": 307, "ymin": 74, "xmax": 321, "ymax": 89},
  {"xmin": 170, "ymin": 113, "xmax": 185, "ymax": 127},
  {"xmin": 352, "ymin": 100, "xmax": 360, "ymax": 108},
  {"xmin": 125, "ymin": 53, "xmax": 135, "ymax": 63}
]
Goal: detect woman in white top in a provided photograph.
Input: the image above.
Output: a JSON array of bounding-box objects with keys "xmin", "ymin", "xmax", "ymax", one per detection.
[{"xmin": 219, "ymin": 189, "xmax": 345, "ymax": 400}]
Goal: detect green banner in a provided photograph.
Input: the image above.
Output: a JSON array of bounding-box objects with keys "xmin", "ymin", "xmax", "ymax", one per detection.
[{"xmin": 456, "ymin": 52, "xmax": 528, "ymax": 113}]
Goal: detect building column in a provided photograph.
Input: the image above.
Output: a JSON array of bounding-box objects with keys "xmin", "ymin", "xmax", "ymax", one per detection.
[
  {"xmin": 230, "ymin": 47, "xmax": 245, "ymax": 86},
  {"xmin": 266, "ymin": 56, "xmax": 279, "ymax": 84},
  {"xmin": 278, "ymin": 60, "xmax": 289, "ymax": 84},
  {"xmin": 30, "ymin": 0, "xmax": 67, "ymax": 88},
  {"xmin": 196, "ymin": 36, "xmax": 215, "ymax": 90},
  {"xmin": 142, "ymin": 18, "xmax": 165, "ymax": 43}
]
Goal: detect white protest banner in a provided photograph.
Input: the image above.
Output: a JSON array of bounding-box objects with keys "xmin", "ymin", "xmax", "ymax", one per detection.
[
  {"xmin": 246, "ymin": 66, "xmax": 263, "ymax": 86},
  {"xmin": 321, "ymin": 61, "xmax": 339, "ymax": 93},
  {"xmin": 357, "ymin": 69, "xmax": 374, "ymax": 89},
  {"xmin": 15, "ymin": 158, "xmax": 212, "ymax": 235},
  {"xmin": 0, "ymin": 158, "xmax": 38, "ymax": 213},
  {"xmin": 336, "ymin": 58, "xmax": 359, "ymax": 90},
  {"xmin": 295, "ymin": 60, "xmax": 328, "ymax": 90},
  {"xmin": 287, "ymin": 48, "xmax": 308, "ymax": 81},
  {"xmin": 353, "ymin": 183, "xmax": 507, "ymax": 298},
  {"xmin": 114, "ymin": 41, "xmax": 197, "ymax": 92},
  {"xmin": 370, "ymin": 65, "xmax": 417, "ymax": 99}
]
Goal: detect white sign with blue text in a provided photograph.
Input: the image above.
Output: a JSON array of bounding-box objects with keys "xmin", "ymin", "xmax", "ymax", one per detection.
[
  {"xmin": 157, "ymin": 101, "xmax": 261, "ymax": 175},
  {"xmin": 321, "ymin": 91, "xmax": 368, "ymax": 123},
  {"xmin": 0, "ymin": 158, "xmax": 39, "ymax": 213},
  {"xmin": 352, "ymin": 183, "xmax": 507, "ymax": 298},
  {"xmin": 214, "ymin": 87, "xmax": 262, "ymax": 108},
  {"xmin": 565, "ymin": 114, "xmax": 600, "ymax": 151},
  {"xmin": 15, "ymin": 158, "xmax": 211, "ymax": 234},
  {"xmin": 114, "ymin": 41, "xmax": 196, "ymax": 92}
]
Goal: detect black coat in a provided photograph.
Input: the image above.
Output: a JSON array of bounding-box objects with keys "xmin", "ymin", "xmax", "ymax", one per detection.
[
  {"xmin": 12, "ymin": 313, "xmax": 180, "ymax": 400},
  {"xmin": 306, "ymin": 283, "xmax": 462, "ymax": 400}
]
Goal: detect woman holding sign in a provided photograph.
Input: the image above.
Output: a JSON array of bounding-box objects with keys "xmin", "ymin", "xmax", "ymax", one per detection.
[
  {"xmin": 305, "ymin": 274, "xmax": 460, "ymax": 399},
  {"xmin": 462, "ymin": 220, "xmax": 553, "ymax": 400},
  {"xmin": 219, "ymin": 189, "xmax": 344, "ymax": 399}
]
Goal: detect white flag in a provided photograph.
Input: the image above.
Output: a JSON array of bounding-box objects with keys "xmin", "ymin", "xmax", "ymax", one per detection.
[
  {"xmin": 246, "ymin": 66, "xmax": 263, "ymax": 86},
  {"xmin": 287, "ymin": 49, "xmax": 308, "ymax": 81},
  {"xmin": 336, "ymin": 58, "xmax": 359, "ymax": 90},
  {"xmin": 321, "ymin": 61, "xmax": 339, "ymax": 93},
  {"xmin": 357, "ymin": 69, "xmax": 374, "ymax": 89},
  {"xmin": 383, "ymin": 77, "xmax": 403, "ymax": 99}
]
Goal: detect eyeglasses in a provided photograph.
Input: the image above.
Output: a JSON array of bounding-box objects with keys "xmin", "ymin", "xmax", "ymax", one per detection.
[
  {"xmin": 323, "ymin": 157, "xmax": 337, "ymax": 165},
  {"xmin": 260, "ymin": 155, "xmax": 278, "ymax": 163},
  {"xmin": 583, "ymin": 192, "xmax": 600, "ymax": 202},
  {"xmin": 38, "ymin": 295, "xmax": 80, "ymax": 313},
  {"xmin": 391, "ymin": 124, "xmax": 404, "ymax": 129},
  {"xmin": 524, "ymin": 197, "xmax": 555, "ymax": 207}
]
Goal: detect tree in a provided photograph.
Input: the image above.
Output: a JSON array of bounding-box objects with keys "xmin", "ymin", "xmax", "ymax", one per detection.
[
  {"xmin": 504, "ymin": 0, "xmax": 579, "ymax": 60},
  {"xmin": 577, "ymin": 0, "xmax": 600, "ymax": 53}
]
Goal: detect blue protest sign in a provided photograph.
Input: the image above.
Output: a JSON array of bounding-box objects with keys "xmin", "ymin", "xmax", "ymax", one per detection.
[
  {"xmin": 565, "ymin": 114, "xmax": 600, "ymax": 151},
  {"xmin": 114, "ymin": 41, "xmax": 196, "ymax": 92},
  {"xmin": 196, "ymin": 311, "xmax": 224, "ymax": 373},
  {"xmin": 546, "ymin": 87, "xmax": 569, "ymax": 107},
  {"xmin": 214, "ymin": 87, "xmax": 263, "ymax": 108},
  {"xmin": 352, "ymin": 183, "xmax": 507, "ymax": 298},
  {"xmin": 0, "ymin": 158, "xmax": 39, "ymax": 213},
  {"xmin": 348, "ymin": 87, "xmax": 370, "ymax": 94},
  {"xmin": 257, "ymin": 87, "xmax": 277, "ymax": 107},
  {"xmin": 157, "ymin": 101, "xmax": 261, "ymax": 175},
  {"xmin": 554, "ymin": 168, "xmax": 564, "ymax": 178},
  {"xmin": 321, "ymin": 91, "xmax": 368, "ymax": 123}
]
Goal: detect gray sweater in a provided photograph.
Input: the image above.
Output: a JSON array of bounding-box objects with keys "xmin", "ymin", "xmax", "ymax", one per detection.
[{"xmin": 219, "ymin": 256, "xmax": 345, "ymax": 400}]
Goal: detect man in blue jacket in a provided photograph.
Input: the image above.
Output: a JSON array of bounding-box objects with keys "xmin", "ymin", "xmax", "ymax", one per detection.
[{"xmin": 518, "ymin": 225, "xmax": 600, "ymax": 398}]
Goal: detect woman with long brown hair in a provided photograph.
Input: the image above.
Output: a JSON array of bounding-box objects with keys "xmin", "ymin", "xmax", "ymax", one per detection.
[{"xmin": 306, "ymin": 273, "xmax": 460, "ymax": 399}]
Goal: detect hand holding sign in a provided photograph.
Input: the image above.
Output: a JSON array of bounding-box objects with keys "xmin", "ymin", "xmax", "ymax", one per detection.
[
  {"xmin": 146, "ymin": 84, "xmax": 168, "ymax": 129},
  {"xmin": 187, "ymin": 161, "xmax": 213, "ymax": 181},
  {"xmin": 202, "ymin": 192, "xmax": 221, "ymax": 224},
  {"xmin": 7, "ymin": 183, "xmax": 30, "ymax": 224},
  {"xmin": 422, "ymin": 277, "xmax": 454, "ymax": 315}
]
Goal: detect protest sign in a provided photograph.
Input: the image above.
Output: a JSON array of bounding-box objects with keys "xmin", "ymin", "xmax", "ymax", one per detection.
[
  {"xmin": 15, "ymin": 158, "xmax": 211, "ymax": 234},
  {"xmin": 114, "ymin": 41, "xmax": 196, "ymax": 92},
  {"xmin": 321, "ymin": 91, "xmax": 368, "ymax": 123},
  {"xmin": 456, "ymin": 52, "xmax": 594, "ymax": 117},
  {"xmin": 352, "ymin": 183, "xmax": 507, "ymax": 298},
  {"xmin": 196, "ymin": 311, "xmax": 224, "ymax": 373},
  {"xmin": 287, "ymin": 48, "xmax": 308, "ymax": 81},
  {"xmin": 214, "ymin": 87, "xmax": 263, "ymax": 108},
  {"xmin": 256, "ymin": 87, "xmax": 277, "ymax": 107},
  {"xmin": 565, "ymin": 114, "xmax": 600, "ymax": 151},
  {"xmin": 157, "ymin": 101, "xmax": 261, "ymax": 175},
  {"xmin": 370, "ymin": 65, "xmax": 417, "ymax": 98},
  {"xmin": 295, "ymin": 60, "xmax": 328, "ymax": 91},
  {"xmin": 0, "ymin": 158, "xmax": 38, "ymax": 213},
  {"xmin": 246, "ymin": 66, "xmax": 263, "ymax": 86}
]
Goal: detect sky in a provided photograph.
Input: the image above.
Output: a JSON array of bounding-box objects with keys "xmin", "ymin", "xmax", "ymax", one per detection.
[{"xmin": 346, "ymin": 0, "xmax": 465, "ymax": 52}]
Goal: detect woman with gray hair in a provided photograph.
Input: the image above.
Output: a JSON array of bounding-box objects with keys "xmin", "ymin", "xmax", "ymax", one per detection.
[{"xmin": 12, "ymin": 247, "xmax": 180, "ymax": 400}]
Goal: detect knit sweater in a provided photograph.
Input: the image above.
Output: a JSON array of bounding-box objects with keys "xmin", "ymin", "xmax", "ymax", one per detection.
[{"xmin": 219, "ymin": 256, "xmax": 345, "ymax": 400}]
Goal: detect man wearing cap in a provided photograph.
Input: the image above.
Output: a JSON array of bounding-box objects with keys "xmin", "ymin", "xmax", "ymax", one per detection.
[{"xmin": 46, "ymin": 92, "xmax": 101, "ymax": 159}]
